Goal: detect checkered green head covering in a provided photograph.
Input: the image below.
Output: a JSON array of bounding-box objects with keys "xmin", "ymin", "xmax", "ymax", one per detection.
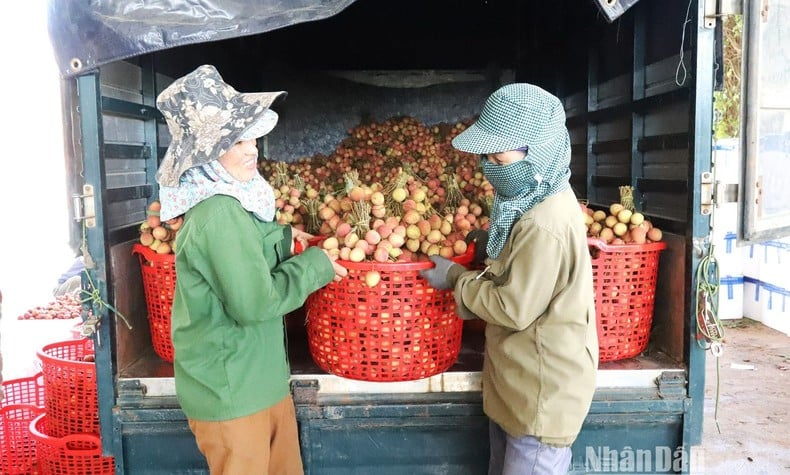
[{"xmin": 453, "ymin": 83, "xmax": 571, "ymax": 258}]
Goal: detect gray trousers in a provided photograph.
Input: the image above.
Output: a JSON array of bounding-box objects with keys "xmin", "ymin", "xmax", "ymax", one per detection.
[{"xmin": 489, "ymin": 421, "xmax": 572, "ymax": 475}]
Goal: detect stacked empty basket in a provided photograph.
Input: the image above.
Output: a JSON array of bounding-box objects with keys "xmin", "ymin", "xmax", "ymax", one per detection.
[
  {"xmin": 132, "ymin": 243, "xmax": 176, "ymax": 362},
  {"xmin": 588, "ymin": 238, "xmax": 667, "ymax": 362},
  {"xmin": 34, "ymin": 339, "xmax": 114, "ymax": 474},
  {"xmin": 1, "ymin": 373, "xmax": 45, "ymax": 474},
  {"xmin": 306, "ymin": 250, "xmax": 473, "ymax": 382}
]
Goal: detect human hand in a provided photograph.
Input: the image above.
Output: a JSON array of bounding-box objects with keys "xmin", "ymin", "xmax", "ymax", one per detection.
[
  {"xmin": 464, "ymin": 229, "xmax": 489, "ymax": 265},
  {"xmin": 321, "ymin": 249, "xmax": 348, "ymax": 282},
  {"xmin": 292, "ymin": 227, "xmax": 314, "ymax": 254},
  {"xmin": 419, "ymin": 255, "xmax": 462, "ymax": 290}
]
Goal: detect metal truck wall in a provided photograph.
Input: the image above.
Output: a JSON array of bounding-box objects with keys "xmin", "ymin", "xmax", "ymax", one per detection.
[{"xmin": 111, "ymin": 381, "xmax": 687, "ymax": 474}]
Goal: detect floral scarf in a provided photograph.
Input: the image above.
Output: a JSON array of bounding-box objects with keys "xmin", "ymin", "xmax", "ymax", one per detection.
[{"xmin": 159, "ymin": 161, "xmax": 276, "ymax": 222}]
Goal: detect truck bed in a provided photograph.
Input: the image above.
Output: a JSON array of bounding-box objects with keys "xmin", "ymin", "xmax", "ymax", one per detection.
[{"xmin": 118, "ymin": 320, "xmax": 683, "ymax": 396}]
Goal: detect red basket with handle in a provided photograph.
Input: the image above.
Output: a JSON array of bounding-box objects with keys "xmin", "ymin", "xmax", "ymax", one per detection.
[
  {"xmin": 1, "ymin": 373, "xmax": 45, "ymax": 408},
  {"xmin": 1, "ymin": 373, "xmax": 46, "ymax": 475},
  {"xmin": 37, "ymin": 339, "xmax": 98, "ymax": 438},
  {"xmin": 306, "ymin": 248, "xmax": 473, "ymax": 382},
  {"xmin": 588, "ymin": 238, "xmax": 667, "ymax": 362},
  {"xmin": 132, "ymin": 243, "xmax": 175, "ymax": 362},
  {"xmin": 29, "ymin": 414, "xmax": 114, "ymax": 475}
]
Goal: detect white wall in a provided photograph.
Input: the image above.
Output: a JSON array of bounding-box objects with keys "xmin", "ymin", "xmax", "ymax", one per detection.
[{"xmin": 0, "ymin": 2, "xmax": 75, "ymax": 379}]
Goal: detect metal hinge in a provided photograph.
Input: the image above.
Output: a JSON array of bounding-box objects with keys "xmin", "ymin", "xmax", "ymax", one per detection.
[
  {"xmin": 81, "ymin": 311, "xmax": 101, "ymax": 338},
  {"xmin": 656, "ymin": 371, "xmax": 687, "ymax": 399},
  {"xmin": 291, "ymin": 379, "xmax": 320, "ymax": 406},
  {"xmin": 704, "ymin": 0, "xmax": 744, "ymax": 29},
  {"xmin": 700, "ymin": 172, "xmax": 739, "ymax": 215},
  {"xmin": 701, "ymin": 172, "xmax": 715, "ymax": 215},
  {"xmin": 72, "ymin": 184, "xmax": 96, "ymax": 228}
]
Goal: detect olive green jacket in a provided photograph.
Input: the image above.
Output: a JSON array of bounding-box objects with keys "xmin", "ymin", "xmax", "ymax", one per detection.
[
  {"xmin": 171, "ymin": 195, "xmax": 335, "ymax": 421},
  {"xmin": 453, "ymin": 188, "xmax": 598, "ymax": 446}
]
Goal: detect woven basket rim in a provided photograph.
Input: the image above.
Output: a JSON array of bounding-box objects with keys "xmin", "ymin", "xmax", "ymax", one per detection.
[
  {"xmin": 28, "ymin": 414, "xmax": 103, "ymax": 449},
  {"xmin": 587, "ymin": 237, "xmax": 667, "ymax": 254},
  {"xmin": 132, "ymin": 243, "xmax": 174, "ymax": 263},
  {"xmin": 36, "ymin": 339, "xmax": 94, "ymax": 366}
]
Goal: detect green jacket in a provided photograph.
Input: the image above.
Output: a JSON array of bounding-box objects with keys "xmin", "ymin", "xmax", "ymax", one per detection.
[
  {"xmin": 454, "ymin": 188, "xmax": 598, "ymax": 446},
  {"xmin": 171, "ymin": 195, "xmax": 335, "ymax": 421}
]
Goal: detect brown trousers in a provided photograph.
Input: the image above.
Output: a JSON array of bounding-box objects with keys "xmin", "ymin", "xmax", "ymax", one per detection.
[{"xmin": 188, "ymin": 395, "xmax": 304, "ymax": 475}]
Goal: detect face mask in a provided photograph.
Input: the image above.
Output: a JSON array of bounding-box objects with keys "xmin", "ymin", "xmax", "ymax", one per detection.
[{"xmin": 481, "ymin": 156, "xmax": 535, "ymax": 198}]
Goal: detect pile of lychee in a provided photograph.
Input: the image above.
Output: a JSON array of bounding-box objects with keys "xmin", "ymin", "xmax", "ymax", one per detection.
[
  {"xmin": 582, "ymin": 202, "xmax": 663, "ymax": 245},
  {"xmin": 138, "ymin": 200, "xmax": 182, "ymax": 254}
]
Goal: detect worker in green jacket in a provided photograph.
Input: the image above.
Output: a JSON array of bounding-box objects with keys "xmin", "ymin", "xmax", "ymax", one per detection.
[
  {"xmin": 421, "ymin": 83, "xmax": 598, "ymax": 475},
  {"xmin": 156, "ymin": 65, "xmax": 347, "ymax": 475}
]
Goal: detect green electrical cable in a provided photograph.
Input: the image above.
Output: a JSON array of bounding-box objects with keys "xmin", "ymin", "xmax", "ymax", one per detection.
[
  {"xmin": 695, "ymin": 243, "xmax": 725, "ymax": 433},
  {"xmin": 79, "ymin": 219, "xmax": 133, "ymax": 332}
]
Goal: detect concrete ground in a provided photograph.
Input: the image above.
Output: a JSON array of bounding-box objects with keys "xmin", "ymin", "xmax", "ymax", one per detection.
[{"xmin": 699, "ymin": 318, "xmax": 790, "ymax": 474}]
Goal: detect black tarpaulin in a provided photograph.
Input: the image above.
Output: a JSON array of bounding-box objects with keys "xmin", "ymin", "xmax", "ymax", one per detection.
[{"xmin": 47, "ymin": 0, "xmax": 356, "ymax": 78}]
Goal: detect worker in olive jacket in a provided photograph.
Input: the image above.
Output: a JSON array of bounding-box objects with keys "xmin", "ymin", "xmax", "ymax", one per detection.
[{"xmin": 421, "ymin": 83, "xmax": 597, "ymax": 475}]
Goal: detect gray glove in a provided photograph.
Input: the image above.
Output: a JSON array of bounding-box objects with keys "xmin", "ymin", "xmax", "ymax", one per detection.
[
  {"xmin": 464, "ymin": 229, "xmax": 489, "ymax": 265},
  {"xmin": 420, "ymin": 255, "xmax": 464, "ymax": 290}
]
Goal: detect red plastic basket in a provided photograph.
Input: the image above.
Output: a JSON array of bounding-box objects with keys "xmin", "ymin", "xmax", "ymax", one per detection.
[
  {"xmin": 1, "ymin": 373, "xmax": 46, "ymax": 475},
  {"xmin": 36, "ymin": 339, "xmax": 98, "ymax": 438},
  {"xmin": 588, "ymin": 238, "xmax": 667, "ymax": 362},
  {"xmin": 306, "ymin": 250, "xmax": 473, "ymax": 382},
  {"xmin": 132, "ymin": 243, "xmax": 176, "ymax": 362},
  {"xmin": 2, "ymin": 373, "xmax": 45, "ymax": 407},
  {"xmin": 29, "ymin": 414, "xmax": 114, "ymax": 475}
]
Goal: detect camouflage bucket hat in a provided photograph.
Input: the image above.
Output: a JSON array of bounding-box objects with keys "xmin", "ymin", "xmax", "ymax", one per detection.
[
  {"xmin": 452, "ymin": 83, "xmax": 566, "ymax": 154},
  {"xmin": 155, "ymin": 65, "xmax": 286, "ymax": 187}
]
